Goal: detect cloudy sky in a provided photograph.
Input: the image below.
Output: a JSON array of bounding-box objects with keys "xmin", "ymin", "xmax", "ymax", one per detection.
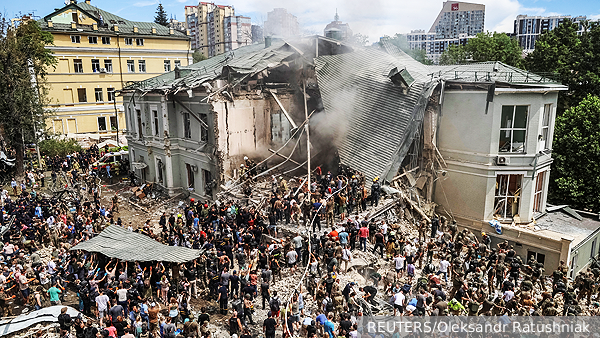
[{"xmin": 5, "ymin": 0, "xmax": 599, "ymax": 43}]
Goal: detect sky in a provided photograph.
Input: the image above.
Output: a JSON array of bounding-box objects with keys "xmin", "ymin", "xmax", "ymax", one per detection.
[{"xmin": 4, "ymin": 0, "xmax": 600, "ymax": 43}]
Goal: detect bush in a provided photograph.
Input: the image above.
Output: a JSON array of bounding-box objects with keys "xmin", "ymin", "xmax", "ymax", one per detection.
[{"xmin": 39, "ymin": 138, "xmax": 82, "ymax": 158}]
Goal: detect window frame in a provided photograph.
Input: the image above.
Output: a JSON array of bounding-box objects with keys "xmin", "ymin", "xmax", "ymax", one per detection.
[
  {"xmin": 499, "ymin": 105, "xmax": 529, "ymax": 153},
  {"xmin": 104, "ymin": 59, "xmax": 113, "ymax": 73},
  {"xmin": 533, "ymin": 171, "xmax": 546, "ymax": 213},
  {"xmin": 127, "ymin": 60, "xmax": 135, "ymax": 73},
  {"xmin": 73, "ymin": 59, "xmax": 84, "ymax": 73},
  {"xmin": 94, "ymin": 88, "xmax": 103, "ymax": 102},
  {"xmin": 138, "ymin": 60, "xmax": 146, "ymax": 73},
  {"xmin": 164, "ymin": 60, "xmax": 171, "ymax": 72},
  {"xmin": 77, "ymin": 88, "xmax": 87, "ymax": 103},
  {"xmin": 183, "ymin": 112, "xmax": 191, "ymax": 139},
  {"xmin": 101, "ymin": 36, "xmax": 111, "ymax": 45},
  {"xmin": 540, "ymin": 103, "xmax": 551, "ymax": 150},
  {"xmin": 124, "ymin": 37, "xmax": 133, "ymax": 45},
  {"xmin": 174, "ymin": 60, "xmax": 181, "ymax": 68},
  {"xmin": 200, "ymin": 113, "xmax": 209, "ymax": 142},
  {"xmin": 71, "ymin": 35, "xmax": 81, "ymax": 43},
  {"xmin": 107, "ymin": 88, "xmax": 115, "ymax": 102},
  {"xmin": 493, "ymin": 174, "xmax": 523, "ymax": 219},
  {"xmin": 153, "ymin": 110, "xmax": 160, "ymax": 136},
  {"xmin": 88, "ymin": 36, "xmax": 98, "ymax": 44},
  {"xmin": 91, "ymin": 59, "xmax": 100, "ymax": 72},
  {"xmin": 97, "ymin": 116, "xmax": 107, "ymax": 131},
  {"xmin": 110, "ymin": 116, "xmax": 118, "ymax": 131},
  {"xmin": 136, "ymin": 38, "xmax": 144, "ymax": 46}
]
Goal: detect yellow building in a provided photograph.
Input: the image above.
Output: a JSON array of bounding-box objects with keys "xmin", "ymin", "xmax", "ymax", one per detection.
[{"xmin": 41, "ymin": 0, "xmax": 191, "ymax": 138}]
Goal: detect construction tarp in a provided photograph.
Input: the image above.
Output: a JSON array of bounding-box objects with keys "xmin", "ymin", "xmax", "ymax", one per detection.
[
  {"xmin": 0, "ymin": 306, "xmax": 81, "ymax": 336},
  {"xmin": 70, "ymin": 225, "xmax": 200, "ymax": 263}
]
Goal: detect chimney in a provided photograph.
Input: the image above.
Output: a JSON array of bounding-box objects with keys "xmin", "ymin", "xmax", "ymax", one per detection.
[
  {"xmin": 169, "ymin": 28, "xmax": 174, "ymax": 35},
  {"xmin": 47, "ymin": 20, "xmax": 53, "ymax": 28},
  {"xmin": 174, "ymin": 66, "xmax": 181, "ymax": 79},
  {"xmin": 133, "ymin": 25, "xmax": 138, "ymax": 33},
  {"xmin": 151, "ymin": 27, "xmax": 156, "ymax": 34},
  {"xmin": 71, "ymin": 21, "xmax": 76, "ymax": 29},
  {"xmin": 85, "ymin": 0, "xmax": 90, "ymax": 4},
  {"xmin": 264, "ymin": 36, "xmax": 272, "ymax": 48},
  {"xmin": 186, "ymin": 29, "xmax": 190, "ymax": 36},
  {"xmin": 113, "ymin": 24, "xmax": 119, "ymax": 32},
  {"xmin": 92, "ymin": 22, "xmax": 97, "ymax": 30},
  {"xmin": 70, "ymin": 0, "xmax": 77, "ymax": 4}
]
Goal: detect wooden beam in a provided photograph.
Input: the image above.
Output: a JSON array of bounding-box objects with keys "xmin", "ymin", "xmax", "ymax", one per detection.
[
  {"xmin": 268, "ymin": 89, "xmax": 298, "ymax": 129},
  {"xmin": 268, "ymin": 149, "xmax": 307, "ymax": 168}
]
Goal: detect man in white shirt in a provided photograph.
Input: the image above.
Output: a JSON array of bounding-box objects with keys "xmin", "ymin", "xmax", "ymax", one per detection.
[
  {"xmin": 341, "ymin": 245, "xmax": 353, "ymax": 273},
  {"xmin": 394, "ymin": 253, "xmax": 406, "ymax": 279},
  {"xmin": 437, "ymin": 258, "xmax": 451, "ymax": 282},
  {"xmin": 286, "ymin": 249, "xmax": 298, "ymax": 273},
  {"xmin": 95, "ymin": 289, "xmax": 110, "ymax": 326},
  {"xmin": 393, "ymin": 291, "xmax": 405, "ymax": 316}
]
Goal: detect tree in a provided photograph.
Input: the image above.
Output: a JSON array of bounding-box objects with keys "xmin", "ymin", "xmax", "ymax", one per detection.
[
  {"xmin": 154, "ymin": 3, "xmax": 169, "ymax": 26},
  {"xmin": 192, "ymin": 49, "xmax": 207, "ymax": 63},
  {"xmin": 526, "ymin": 21, "xmax": 600, "ymax": 112},
  {"xmin": 438, "ymin": 32, "xmax": 523, "ymax": 67},
  {"xmin": 549, "ymin": 95, "xmax": 600, "ymax": 211},
  {"xmin": 0, "ymin": 16, "xmax": 55, "ymax": 174},
  {"xmin": 39, "ymin": 137, "xmax": 82, "ymax": 158}
]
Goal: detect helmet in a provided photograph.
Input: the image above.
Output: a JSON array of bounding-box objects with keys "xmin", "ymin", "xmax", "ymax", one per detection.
[
  {"xmin": 190, "ymin": 198, "xmax": 195, "ymax": 203},
  {"xmin": 240, "ymin": 164, "xmax": 244, "ymax": 167},
  {"xmin": 244, "ymin": 156, "xmax": 248, "ymax": 161}
]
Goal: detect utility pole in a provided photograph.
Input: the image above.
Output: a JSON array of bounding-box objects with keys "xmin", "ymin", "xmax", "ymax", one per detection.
[{"xmin": 303, "ymin": 78, "xmax": 310, "ymax": 195}]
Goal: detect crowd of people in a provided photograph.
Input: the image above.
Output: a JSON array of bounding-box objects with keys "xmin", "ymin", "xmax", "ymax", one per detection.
[{"xmin": 0, "ymin": 150, "xmax": 597, "ymax": 338}]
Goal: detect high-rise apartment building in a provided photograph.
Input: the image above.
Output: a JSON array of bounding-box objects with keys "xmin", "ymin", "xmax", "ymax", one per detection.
[
  {"xmin": 513, "ymin": 15, "xmax": 596, "ymax": 53},
  {"xmin": 405, "ymin": 1, "xmax": 485, "ymax": 63},
  {"xmin": 186, "ymin": 3, "xmax": 251, "ymax": 58},
  {"xmin": 40, "ymin": 0, "xmax": 190, "ymax": 137},
  {"xmin": 263, "ymin": 8, "xmax": 300, "ymax": 38},
  {"xmin": 251, "ymin": 25, "xmax": 264, "ymax": 44}
]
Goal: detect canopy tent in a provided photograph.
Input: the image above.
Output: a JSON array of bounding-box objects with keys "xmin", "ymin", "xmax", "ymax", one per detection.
[
  {"xmin": 97, "ymin": 139, "xmax": 120, "ymax": 149},
  {"xmin": 71, "ymin": 225, "xmax": 200, "ymax": 263},
  {"xmin": 0, "ymin": 306, "xmax": 81, "ymax": 336}
]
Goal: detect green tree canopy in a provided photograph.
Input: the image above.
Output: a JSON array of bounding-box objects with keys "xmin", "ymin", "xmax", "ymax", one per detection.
[
  {"xmin": 526, "ymin": 20, "xmax": 600, "ymax": 112},
  {"xmin": 39, "ymin": 137, "xmax": 82, "ymax": 158},
  {"xmin": 192, "ymin": 49, "xmax": 207, "ymax": 63},
  {"xmin": 154, "ymin": 3, "xmax": 169, "ymax": 26},
  {"xmin": 549, "ymin": 95, "xmax": 600, "ymax": 212},
  {"xmin": 0, "ymin": 16, "xmax": 55, "ymax": 174},
  {"xmin": 439, "ymin": 32, "xmax": 523, "ymax": 67}
]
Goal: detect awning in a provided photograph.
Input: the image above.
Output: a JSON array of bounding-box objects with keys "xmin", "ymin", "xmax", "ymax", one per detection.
[
  {"xmin": 70, "ymin": 225, "xmax": 201, "ymax": 263},
  {"xmin": 131, "ymin": 162, "xmax": 148, "ymax": 170},
  {"xmin": 97, "ymin": 139, "xmax": 120, "ymax": 149},
  {"xmin": 0, "ymin": 306, "xmax": 81, "ymax": 336}
]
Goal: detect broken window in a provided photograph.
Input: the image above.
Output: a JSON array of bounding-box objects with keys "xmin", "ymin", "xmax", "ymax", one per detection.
[
  {"xmin": 136, "ymin": 109, "xmax": 143, "ymax": 140},
  {"xmin": 183, "ymin": 112, "xmax": 191, "ymax": 139},
  {"xmin": 540, "ymin": 104, "xmax": 551, "ymax": 150},
  {"xmin": 186, "ymin": 163, "xmax": 195, "ymax": 190},
  {"xmin": 200, "ymin": 113, "xmax": 208, "ymax": 142},
  {"xmin": 153, "ymin": 110, "xmax": 159, "ymax": 136},
  {"xmin": 494, "ymin": 174, "xmax": 522, "ymax": 219},
  {"xmin": 527, "ymin": 250, "xmax": 545, "ymax": 265},
  {"xmin": 499, "ymin": 105, "xmax": 528, "ymax": 153},
  {"xmin": 203, "ymin": 169, "xmax": 212, "ymax": 196},
  {"xmin": 533, "ymin": 171, "xmax": 546, "ymax": 213}
]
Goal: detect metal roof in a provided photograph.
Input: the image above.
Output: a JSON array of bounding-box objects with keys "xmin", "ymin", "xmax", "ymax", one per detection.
[
  {"xmin": 0, "ymin": 306, "xmax": 81, "ymax": 336},
  {"xmin": 126, "ymin": 40, "xmax": 295, "ymax": 94},
  {"xmin": 71, "ymin": 225, "xmax": 200, "ymax": 263},
  {"xmin": 40, "ymin": 2, "xmax": 187, "ymax": 39},
  {"xmin": 315, "ymin": 48, "xmax": 438, "ymax": 184}
]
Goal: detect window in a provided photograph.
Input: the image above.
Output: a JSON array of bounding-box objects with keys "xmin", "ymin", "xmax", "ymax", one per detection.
[
  {"xmin": 493, "ymin": 174, "xmax": 523, "ymax": 219},
  {"xmin": 164, "ymin": 60, "xmax": 171, "ymax": 72},
  {"xmin": 102, "ymin": 36, "xmax": 111, "ymax": 45},
  {"xmin": 136, "ymin": 38, "xmax": 144, "ymax": 46},
  {"xmin": 153, "ymin": 110, "xmax": 159, "ymax": 136},
  {"xmin": 125, "ymin": 37, "xmax": 133, "ymax": 45},
  {"xmin": 71, "ymin": 35, "xmax": 81, "ymax": 43},
  {"xmin": 107, "ymin": 88, "xmax": 115, "ymax": 102},
  {"xmin": 104, "ymin": 60, "xmax": 113, "ymax": 73},
  {"xmin": 533, "ymin": 171, "xmax": 546, "ymax": 213},
  {"xmin": 186, "ymin": 163, "xmax": 195, "ymax": 190},
  {"xmin": 592, "ymin": 239, "xmax": 598, "ymax": 259},
  {"xmin": 527, "ymin": 251, "xmax": 545, "ymax": 265},
  {"xmin": 74, "ymin": 59, "xmax": 83, "ymax": 73},
  {"xmin": 200, "ymin": 113, "xmax": 208, "ymax": 142},
  {"xmin": 127, "ymin": 60, "xmax": 135, "ymax": 73},
  {"xmin": 91, "ymin": 59, "xmax": 100, "ymax": 72},
  {"xmin": 136, "ymin": 109, "xmax": 143, "ymax": 139},
  {"xmin": 110, "ymin": 116, "xmax": 118, "ymax": 131},
  {"xmin": 138, "ymin": 60, "xmax": 146, "ymax": 73},
  {"xmin": 94, "ymin": 88, "xmax": 103, "ymax": 102},
  {"xmin": 499, "ymin": 105, "xmax": 528, "ymax": 153},
  {"xmin": 183, "ymin": 112, "xmax": 191, "ymax": 138},
  {"xmin": 88, "ymin": 36, "xmax": 98, "ymax": 44},
  {"xmin": 174, "ymin": 60, "xmax": 181, "ymax": 68},
  {"xmin": 98, "ymin": 116, "xmax": 107, "ymax": 131},
  {"xmin": 203, "ymin": 169, "xmax": 212, "ymax": 196},
  {"xmin": 77, "ymin": 88, "xmax": 87, "ymax": 102},
  {"xmin": 540, "ymin": 104, "xmax": 551, "ymax": 150}
]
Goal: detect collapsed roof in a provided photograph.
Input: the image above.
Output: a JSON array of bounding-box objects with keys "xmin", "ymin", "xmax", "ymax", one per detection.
[
  {"xmin": 124, "ymin": 36, "xmax": 564, "ymax": 185},
  {"xmin": 71, "ymin": 225, "xmax": 200, "ymax": 263}
]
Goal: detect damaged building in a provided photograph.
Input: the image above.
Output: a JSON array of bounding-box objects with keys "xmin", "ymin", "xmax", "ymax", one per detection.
[{"xmin": 121, "ymin": 36, "xmax": 599, "ymax": 274}]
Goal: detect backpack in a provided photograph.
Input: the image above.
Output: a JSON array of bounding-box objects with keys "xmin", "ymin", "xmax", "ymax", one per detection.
[
  {"xmin": 164, "ymin": 325, "xmax": 176, "ymax": 338},
  {"xmin": 325, "ymin": 298, "xmax": 334, "ymax": 312},
  {"xmin": 84, "ymin": 327, "xmax": 97, "ymax": 338},
  {"xmin": 270, "ymin": 297, "xmax": 280, "ymax": 312}
]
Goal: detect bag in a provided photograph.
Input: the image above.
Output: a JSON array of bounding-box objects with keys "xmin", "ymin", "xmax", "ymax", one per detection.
[
  {"xmin": 270, "ymin": 297, "xmax": 280, "ymax": 312},
  {"xmin": 164, "ymin": 325, "xmax": 176, "ymax": 338},
  {"xmin": 401, "ymin": 284, "xmax": 411, "ymax": 293}
]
